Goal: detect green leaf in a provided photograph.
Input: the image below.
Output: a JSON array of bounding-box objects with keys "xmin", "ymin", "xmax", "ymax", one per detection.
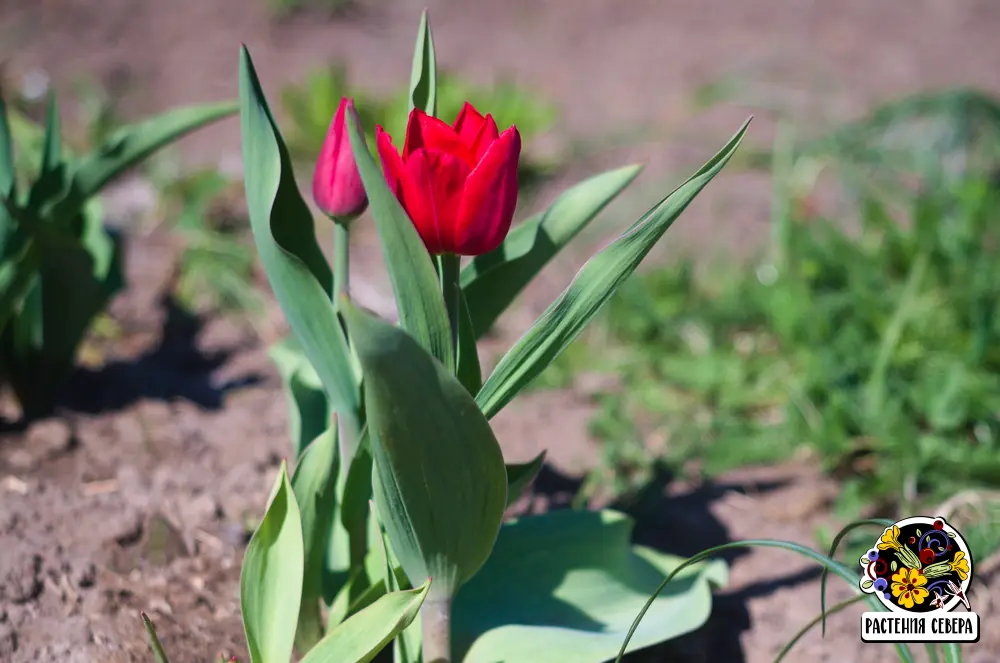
[
  {"xmin": 270, "ymin": 337, "xmax": 331, "ymax": 460},
  {"xmin": 0, "ymin": 97, "xmax": 14, "ymax": 257},
  {"xmin": 40, "ymin": 92, "xmax": 61, "ymax": 177},
  {"xmin": 340, "ymin": 429, "xmax": 374, "ymax": 567},
  {"xmin": 452, "ymin": 510, "xmax": 726, "ymax": 662},
  {"xmin": 239, "ymin": 45, "xmax": 359, "ymax": 415},
  {"xmin": 0, "ymin": 96, "xmax": 14, "ymax": 204},
  {"xmin": 1, "ymin": 201, "xmax": 124, "ymax": 418},
  {"xmin": 141, "ymin": 612, "xmax": 172, "ymax": 663},
  {"xmin": 301, "ymin": 581, "xmax": 430, "ymax": 663},
  {"xmin": 344, "ymin": 108, "xmax": 453, "ymax": 370},
  {"xmin": 505, "ymin": 451, "xmax": 546, "ymax": 506},
  {"xmin": 476, "ymin": 120, "xmax": 750, "ymax": 419},
  {"xmin": 455, "ymin": 288, "xmax": 482, "ymax": 395},
  {"xmin": 50, "ymin": 100, "xmax": 236, "ymax": 220},
  {"xmin": 341, "ymin": 300, "xmax": 507, "ymax": 600},
  {"xmin": 408, "ymin": 10, "xmax": 437, "ymax": 116},
  {"xmin": 941, "ymin": 643, "xmax": 963, "ymax": 663},
  {"xmin": 461, "ymin": 164, "xmax": 643, "ymax": 337},
  {"xmin": 292, "ymin": 428, "xmax": 341, "ymax": 653},
  {"xmin": 240, "ymin": 461, "xmax": 304, "ymax": 663}
]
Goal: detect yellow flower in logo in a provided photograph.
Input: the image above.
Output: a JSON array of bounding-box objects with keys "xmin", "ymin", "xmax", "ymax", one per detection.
[
  {"xmin": 891, "ymin": 567, "xmax": 929, "ymax": 610},
  {"xmin": 950, "ymin": 551, "xmax": 969, "ymax": 581},
  {"xmin": 878, "ymin": 525, "xmax": 902, "ymax": 551}
]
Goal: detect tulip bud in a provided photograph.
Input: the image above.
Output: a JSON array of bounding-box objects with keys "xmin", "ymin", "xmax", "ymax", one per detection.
[{"xmin": 312, "ymin": 97, "xmax": 368, "ymax": 223}]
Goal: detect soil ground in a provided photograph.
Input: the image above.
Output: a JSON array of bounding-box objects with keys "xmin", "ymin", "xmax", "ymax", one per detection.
[{"xmin": 2, "ymin": 1, "xmax": 1000, "ymax": 662}]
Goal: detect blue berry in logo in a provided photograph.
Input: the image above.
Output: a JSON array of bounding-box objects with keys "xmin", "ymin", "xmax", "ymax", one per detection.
[
  {"xmin": 874, "ymin": 578, "xmax": 887, "ymax": 592},
  {"xmin": 884, "ymin": 592, "xmax": 892, "ymax": 601},
  {"xmin": 866, "ymin": 549, "xmax": 879, "ymax": 562}
]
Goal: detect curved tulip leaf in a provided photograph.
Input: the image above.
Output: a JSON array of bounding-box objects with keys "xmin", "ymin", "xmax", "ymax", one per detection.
[
  {"xmin": 241, "ymin": 462, "xmax": 304, "ymax": 663},
  {"xmin": 292, "ymin": 427, "xmax": 341, "ymax": 652},
  {"xmin": 141, "ymin": 612, "xmax": 171, "ymax": 663},
  {"xmin": 48, "ymin": 100, "xmax": 236, "ymax": 220},
  {"xmin": 505, "ymin": 451, "xmax": 546, "ymax": 506},
  {"xmin": 344, "ymin": 110, "xmax": 453, "ymax": 371},
  {"xmin": 239, "ymin": 46, "xmax": 359, "ymax": 415},
  {"xmin": 301, "ymin": 581, "xmax": 430, "ymax": 663},
  {"xmin": 452, "ymin": 510, "xmax": 727, "ymax": 662},
  {"xmin": 409, "ymin": 10, "xmax": 437, "ymax": 116},
  {"xmin": 476, "ymin": 120, "xmax": 751, "ymax": 419},
  {"xmin": 341, "ymin": 300, "xmax": 506, "ymax": 600},
  {"xmin": 270, "ymin": 337, "xmax": 330, "ymax": 460},
  {"xmin": 461, "ymin": 164, "xmax": 643, "ymax": 337}
]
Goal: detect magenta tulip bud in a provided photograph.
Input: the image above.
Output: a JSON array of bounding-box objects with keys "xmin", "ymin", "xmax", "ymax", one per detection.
[{"xmin": 312, "ymin": 97, "xmax": 368, "ymax": 223}]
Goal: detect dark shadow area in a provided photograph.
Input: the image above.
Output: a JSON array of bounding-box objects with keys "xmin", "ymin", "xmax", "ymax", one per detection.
[
  {"xmin": 522, "ymin": 462, "xmax": 808, "ymax": 663},
  {"xmin": 54, "ymin": 295, "xmax": 263, "ymax": 415}
]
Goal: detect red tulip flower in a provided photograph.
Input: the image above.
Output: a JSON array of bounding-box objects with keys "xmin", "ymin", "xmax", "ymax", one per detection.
[
  {"xmin": 376, "ymin": 102, "xmax": 521, "ymax": 256},
  {"xmin": 312, "ymin": 97, "xmax": 368, "ymax": 221}
]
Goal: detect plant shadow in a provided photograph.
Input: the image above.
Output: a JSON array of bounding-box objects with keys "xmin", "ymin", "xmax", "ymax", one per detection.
[
  {"xmin": 521, "ymin": 463, "xmax": 816, "ymax": 663},
  {"xmin": 55, "ymin": 295, "xmax": 262, "ymax": 416}
]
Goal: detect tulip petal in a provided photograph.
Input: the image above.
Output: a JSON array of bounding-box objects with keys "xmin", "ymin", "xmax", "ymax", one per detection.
[
  {"xmin": 455, "ymin": 127, "xmax": 521, "ymax": 256},
  {"xmin": 469, "ymin": 114, "xmax": 500, "ymax": 162},
  {"xmin": 454, "ymin": 102, "xmax": 488, "ymax": 144},
  {"xmin": 403, "ymin": 147, "xmax": 471, "ymax": 254},
  {"xmin": 404, "ymin": 109, "xmax": 471, "ymax": 164},
  {"xmin": 377, "ymin": 126, "xmax": 407, "ymax": 199}
]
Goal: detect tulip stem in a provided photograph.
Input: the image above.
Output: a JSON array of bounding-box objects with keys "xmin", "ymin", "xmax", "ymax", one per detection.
[
  {"xmin": 332, "ymin": 218, "xmax": 361, "ymax": 473},
  {"xmin": 421, "ymin": 595, "xmax": 452, "ymax": 663},
  {"xmin": 438, "ymin": 253, "xmax": 462, "ymax": 363},
  {"xmin": 333, "ymin": 220, "xmax": 351, "ymax": 303}
]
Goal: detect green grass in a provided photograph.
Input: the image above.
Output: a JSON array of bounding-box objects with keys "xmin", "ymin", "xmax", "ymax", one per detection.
[{"xmin": 542, "ymin": 89, "xmax": 1000, "ymax": 530}]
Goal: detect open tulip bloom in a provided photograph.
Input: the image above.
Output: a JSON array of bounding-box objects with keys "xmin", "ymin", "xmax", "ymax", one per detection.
[
  {"xmin": 139, "ymin": 10, "xmax": 951, "ymax": 663},
  {"xmin": 377, "ymin": 102, "xmax": 521, "ymax": 256}
]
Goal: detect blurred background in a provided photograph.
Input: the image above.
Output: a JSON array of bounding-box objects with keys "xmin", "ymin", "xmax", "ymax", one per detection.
[{"xmin": 2, "ymin": 1, "xmax": 1000, "ymax": 661}]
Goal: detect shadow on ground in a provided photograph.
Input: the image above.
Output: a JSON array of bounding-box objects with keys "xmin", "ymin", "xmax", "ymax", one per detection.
[
  {"xmin": 525, "ymin": 463, "xmax": 818, "ymax": 663},
  {"xmin": 0, "ymin": 296, "xmax": 265, "ymax": 432},
  {"xmin": 62, "ymin": 296, "xmax": 263, "ymax": 414}
]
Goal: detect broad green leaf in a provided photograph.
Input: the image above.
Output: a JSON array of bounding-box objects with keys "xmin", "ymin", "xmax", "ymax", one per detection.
[
  {"xmin": 322, "ymin": 427, "xmax": 373, "ymax": 612},
  {"xmin": 340, "ymin": 428, "xmax": 373, "ymax": 566},
  {"xmin": 239, "ymin": 46, "xmax": 359, "ymax": 414},
  {"xmin": 344, "ymin": 110, "xmax": 453, "ymax": 371},
  {"xmin": 301, "ymin": 581, "xmax": 430, "ymax": 663},
  {"xmin": 455, "ymin": 288, "xmax": 482, "ymax": 395},
  {"xmin": 461, "ymin": 164, "xmax": 643, "ymax": 337},
  {"xmin": 292, "ymin": 428, "xmax": 341, "ymax": 653},
  {"xmin": 240, "ymin": 461, "xmax": 304, "ymax": 663},
  {"xmin": 408, "ymin": 10, "xmax": 437, "ymax": 116},
  {"xmin": 141, "ymin": 612, "xmax": 171, "ymax": 663},
  {"xmin": 476, "ymin": 120, "xmax": 750, "ymax": 419},
  {"xmin": 270, "ymin": 337, "xmax": 330, "ymax": 460},
  {"xmin": 46, "ymin": 101, "xmax": 235, "ymax": 223},
  {"xmin": 452, "ymin": 509, "xmax": 727, "ymax": 662},
  {"xmin": 505, "ymin": 451, "xmax": 546, "ymax": 506},
  {"xmin": 341, "ymin": 300, "xmax": 506, "ymax": 600}
]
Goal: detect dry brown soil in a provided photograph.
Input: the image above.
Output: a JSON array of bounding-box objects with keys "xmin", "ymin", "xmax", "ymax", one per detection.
[{"xmin": 2, "ymin": 1, "xmax": 1000, "ymax": 662}]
